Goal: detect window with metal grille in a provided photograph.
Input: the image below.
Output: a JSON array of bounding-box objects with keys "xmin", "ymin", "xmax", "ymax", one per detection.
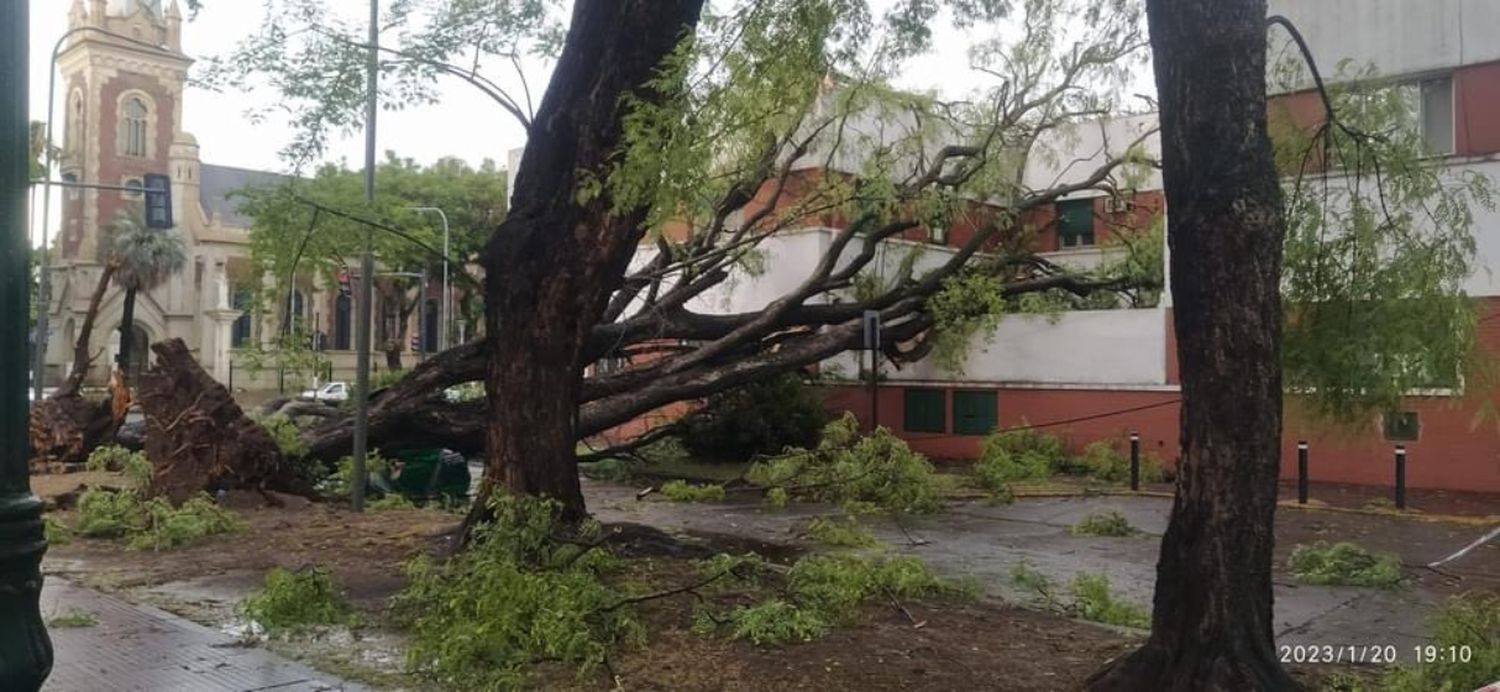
[
  {"xmin": 1382, "ymin": 411, "xmax": 1420, "ymax": 442},
  {"xmin": 903, "ymin": 388, "xmax": 946, "ymax": 434},
  {"xmin": 1057, "ymin": 198, "xmax": 1095, "ymax": 248},
  {"xmin": 952, "ymin": 390, "xmax": 998, "ymax": 436}
]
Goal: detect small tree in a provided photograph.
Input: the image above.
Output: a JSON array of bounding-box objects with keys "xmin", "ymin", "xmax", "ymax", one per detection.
[{"xmin": 107, "ymin": 212, "xmax": 186, "ymax": 379}]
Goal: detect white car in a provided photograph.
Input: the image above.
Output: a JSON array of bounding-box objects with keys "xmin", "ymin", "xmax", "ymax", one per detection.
[{"xmin": 299, "ymin": 381, "xmax": 350, "ymax": 403}]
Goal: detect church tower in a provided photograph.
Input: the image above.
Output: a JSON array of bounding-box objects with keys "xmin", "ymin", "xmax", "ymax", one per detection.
[{"xmin": 57, "ymin": 0, "xmax": 192, "ymax": 261}]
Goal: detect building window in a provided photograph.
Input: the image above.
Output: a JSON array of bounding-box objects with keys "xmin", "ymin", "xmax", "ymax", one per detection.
[
  {"xmin": 124, "ymin": 178, "xmax": 144, "ymax": 200},
  {"xmin": 333, "ymin": 294, "xmax": 352, "ymax": 350},
  {"xmin": 122, "ymin": 97, "xmax": 149, "ymax": 157},
  {"xmin": 231, "ymin": 290, "xmax": 253, "ymax": 347},
  {"xmin": 952, "ymin": 390, "xmax": 998, "ymax": 436},
  {"xmin": 67, "ymin": 90, "xmax": 83, "ymax": 152},
  {"xmin": 903, "ymin": 388, "xmax": 946, "ymax": 434},
  {"xmin": 1382, "ymin": 411, "xmax": 1420, "ymax": 442},
  {"xmin": 1057, "ymin": 198, "xmax": 1095, "ymax": 248},
  {"xmin": 62, "ymin": 172, "xmax": 79, "ymax": 201},
  {"xmin": 595, "ymin": 355, "xmax": 630, "ymax": 376},
  {"xmin": 1417, "ymin": 77, "xmax": 1453, "ymax": 155}
]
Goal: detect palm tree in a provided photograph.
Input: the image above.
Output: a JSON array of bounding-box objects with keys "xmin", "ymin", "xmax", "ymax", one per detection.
[{"xmin": 108, "ymin": 212, "xmax": 185, "ymax": 380}]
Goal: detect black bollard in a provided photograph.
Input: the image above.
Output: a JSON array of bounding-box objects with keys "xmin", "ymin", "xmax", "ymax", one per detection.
[
  {"xmin": 1297, "ymin": 441, "xmax": 1309, "ymax": 504},
  {"xmin": 1129, "ymin": 431, "xmax": 1141, "ymax": 491}
]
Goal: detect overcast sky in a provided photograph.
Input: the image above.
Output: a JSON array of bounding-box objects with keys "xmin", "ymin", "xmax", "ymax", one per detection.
[{"xmin": 25, "ymin": 0, "xmax": 1149, "ymax": 245}]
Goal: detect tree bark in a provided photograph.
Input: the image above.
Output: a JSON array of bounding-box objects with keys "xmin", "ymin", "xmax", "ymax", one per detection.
[
  {"xmin": 1088, "ymin": 1, "xmax": 1296, "ymax": 690},
  {"xmin": 115, "ymin": 287, "xmax": 137, "ymax": 378},
  {"xmin": 137, "ymin": 338, "xmax": 313, "ymax": 503},
  {"xmin": 66, "ymin": 262, "xmax": 116, "ymax": 391},
  {"xmin": 475, "ymin": 0, "xmax": 706, "ymax": 525},
  {"xmin": 28, "ymin": 263, "xmax": 125, "ymax": 470}
]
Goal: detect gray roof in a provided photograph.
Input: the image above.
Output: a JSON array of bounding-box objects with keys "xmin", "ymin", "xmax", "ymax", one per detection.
[{"xmin": 199, "ymin": 163, "xmax": 289, "ymax": 228}]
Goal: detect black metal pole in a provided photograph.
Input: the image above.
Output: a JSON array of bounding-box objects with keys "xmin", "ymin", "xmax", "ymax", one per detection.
[
  {"xmin": 1129, "ymin": 431, "xmax": 1140, "ymax": 491},
  {"xmin": 868, "ymin": 347, "xmax": 878, "ymax": 433},
  {"xmin": 1297, "ymin": 441, "xmax": 1309, "ymax": 504},
  {"xmin": 2, "ymin": 0, "xmax": 55, "ymax": 685},
  {"xmin": 1394, "ymin": 445, "xmax": 1407, "ymax": 510}
]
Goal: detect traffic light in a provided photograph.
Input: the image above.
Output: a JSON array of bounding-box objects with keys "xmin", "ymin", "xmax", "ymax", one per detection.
[{"xmin": 144, "ymin": 173, "xmax": 172, "ymax": 229}]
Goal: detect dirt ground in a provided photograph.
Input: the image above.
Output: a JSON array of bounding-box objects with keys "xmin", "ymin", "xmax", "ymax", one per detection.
[{"xmin": 34, "ymin": 470, "xmax": 1491, "ymax": 690}]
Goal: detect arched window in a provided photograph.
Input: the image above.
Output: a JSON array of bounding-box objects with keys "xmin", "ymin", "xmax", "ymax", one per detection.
[
  {"xmin": 291, "ymin": 289, "xmax": 306, "ymax": 329},
  {"xmin": 334, "ymin": 294, "xmax": 352, "ymax": 350},
  {"xmin": 121, "ymin": 97, "xmax": 148, "ymax": 157},
  {"xmin": 62, "ymin": 172, "xmax": 79, "ymax": 201}
]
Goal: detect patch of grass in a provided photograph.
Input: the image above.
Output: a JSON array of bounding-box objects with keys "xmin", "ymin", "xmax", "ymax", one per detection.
[
  {"xmin": 74, "ymin": 488, "xmax": 243, "ymax": 550},
  {"xmin": 1010, "ymin": 560, "xmax": 1149, "ymax": 628},
  {"xmin": 1069, "ymin": 511, "xmax": 1137, "ymax": 537},
  {"xmin": 391, "ymin": 495, "xmax": 640, "ymax": 690},
  {"xmin": 975, "ymin": 425, "xmax": 1063, "ymax": 497},
  {"xmin": 748, "ymin": 413, "xmax": 943, "ymax": 514},
  {"xmin": 696, "ymin": 552, "xmax": 970, "ymax": 646},
  {"xmin": 368, "ymin": 494, "xmax": 416, "ymax": 511},
  {"xmin": 1076, "ymin": 441, "xmax": 1166, "ymax": 484},
  {"xmin": 241, "ymin": 567, "xmax": 359, "ymax": 633},
  {"xmin": 85, "ymin": 444, "xmax": 153, "ymax": 485},
  {"xmin": 1287, "ymin": 541, "xmax": 1403, "ymax": 588},
  {"xmin": 1380, "ymin": 591, "xmax": 1499, "ymax": 691},
  {"xmin": 45, "ymin": 515, "xmax": 74, "ymax": 546},
  {"xmin": 127, "ymin": 494, "xmax": 246, "ymax": 551},
  {"xmin": 1069, "ymin": 573, "xmax": 1149, "ymax": 628},
  {"xmin": 659, "ymin": 480, "xmax": 726, "ymax": 503},
  {"xmin": 803, "ymin": 516, "xmax": 880, "ymax": 548},
  {"xmin": 47, "ymin": 610, "xmax": 98, "ymax": 628}
]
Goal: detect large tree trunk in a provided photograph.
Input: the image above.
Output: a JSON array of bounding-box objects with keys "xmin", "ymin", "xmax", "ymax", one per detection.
[
  {"xmin": 115, "ymin": 287, "xmax": 137, "ymax": 378},
  {"xmin": 1088, "ymin": 1, "xmax": 1296, "ymax": 690},
  {"xmin": 137, "ymin": 338, "xmax": 313, "ymax": 503},
  {"xmin": 28, "ymin": 263, "xmax": 124, "ymax": 471},
  {"xmin": 474, "ymin": 0, "xmax": 706, "ymax": 524}
]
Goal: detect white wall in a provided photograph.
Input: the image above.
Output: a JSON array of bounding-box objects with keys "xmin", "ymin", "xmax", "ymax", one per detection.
[
  {"xmin": 1022, "ymin": 113, "xmax": 1162, "ymax": 195},
  {"xmin": 1267, "ymin": 0, "xmax": 1500, "ymax": 89}
]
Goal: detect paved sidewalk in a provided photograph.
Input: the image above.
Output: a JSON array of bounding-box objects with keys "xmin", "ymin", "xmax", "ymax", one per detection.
[{"xmin": 39, "ymin": 578, "xmax": 364, "ymax": 692}]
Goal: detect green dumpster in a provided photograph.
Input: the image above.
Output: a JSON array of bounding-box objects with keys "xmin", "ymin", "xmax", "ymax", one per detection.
[{"xmin": 375, "ymin": 449, "xmax": 471, "ymax": 503}]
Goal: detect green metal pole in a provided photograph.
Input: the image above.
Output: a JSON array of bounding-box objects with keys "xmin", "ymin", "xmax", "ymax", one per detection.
[{"xmin": 1, "ymin": 0, "xmax": 55, "ymax": 688}]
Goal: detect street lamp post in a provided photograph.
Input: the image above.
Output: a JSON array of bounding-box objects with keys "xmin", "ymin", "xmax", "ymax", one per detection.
[
  {"xmin": 31, "ymin": 25, "xmax": 177, "ymax": 402},
  {"xmin": 407, "ymin": 207, "xmax": 450, "ymax": 351},
  {"xmin": 351, "ymin": 0, "xmax": 380, "ymax": 512},
  {"xmin": 3, "ymin": 0, "xmax": 55, "ymax": 686}
]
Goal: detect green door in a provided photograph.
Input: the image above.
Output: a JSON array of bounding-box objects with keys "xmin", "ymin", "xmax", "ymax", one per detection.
[{"xmin": 952, "ymin": 390, "xmax": 998, "ymax": 436}]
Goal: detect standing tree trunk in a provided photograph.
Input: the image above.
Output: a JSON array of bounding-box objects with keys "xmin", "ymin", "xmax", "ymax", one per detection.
[
  {"xmin": 474, "ymin": 0, "xmax": 706, "ymax": 525},
  {"xmin": 115, "ymin": 287, "xmax": 137, "ymax": 378},
  {"xmin": 1088, "ymin": 1, "xmax": 1297, "ymax": 690}
]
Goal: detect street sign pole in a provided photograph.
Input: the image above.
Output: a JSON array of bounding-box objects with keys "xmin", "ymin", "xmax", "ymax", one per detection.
[
  {"xmin": 2, "ymin": 0, "xmax": 55, "ymax": 686},
  {"xmin": 863, "ymin": 310, "xmax": 880, "ymax": 432}
]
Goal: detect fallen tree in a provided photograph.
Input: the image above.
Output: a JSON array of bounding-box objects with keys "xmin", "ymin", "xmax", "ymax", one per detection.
[{"xmin": 137, "ymin": 338, "xmax": 314, "ymax": 503}]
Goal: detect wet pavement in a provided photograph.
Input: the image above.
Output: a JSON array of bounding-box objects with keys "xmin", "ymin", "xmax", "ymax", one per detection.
[
  {"xmin": 39, "ymin": 578, "xmax": 365, "ymax": 692},
  {"xmin": 588, "ymin": 479, "xmax": 1500, "ymax": 660}
]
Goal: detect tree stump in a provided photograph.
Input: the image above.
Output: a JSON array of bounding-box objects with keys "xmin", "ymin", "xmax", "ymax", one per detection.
[
  {"xmin": 27, "ymin": 391, "xmax": 118, "ymax": 474},
  {"xmin": 137, "ymin": 338, "xmax": 313, "ymax": 503}
]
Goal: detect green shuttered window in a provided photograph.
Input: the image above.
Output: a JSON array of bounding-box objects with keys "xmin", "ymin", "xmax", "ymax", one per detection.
[
  {"xmin": 903, "ymin": 388, "xmax": 946, "ymax": 433},
  {"xmin": 953, "ymin": 390, "xmax": 998, "ymax": 436},
  {"xmin": 1057, "ymin": 198, "xmax": 1095, "ymax": 247}
]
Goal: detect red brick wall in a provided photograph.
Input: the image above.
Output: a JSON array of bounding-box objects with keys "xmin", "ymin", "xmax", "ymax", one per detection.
[
  {"xmin": 823, "ymin": 382, "xmax": 1500, "ymax": 492},
  {"xmin": 94, "ymin": 73, "xmax": 176, "ymax": 245}
]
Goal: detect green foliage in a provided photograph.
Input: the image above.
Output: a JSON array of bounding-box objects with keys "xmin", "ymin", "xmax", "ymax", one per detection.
[
  {"xmin": 1380, "ymin": 591, "xmax": 1500, "ymax": 691},
  {"xmin": 44, "ymin": 516, "xmax": 73, "ymax": 546},
  {"xmin": 1270, "ymin": 59, "xmax": 1496, "ymax": 423},
  {"xmin": 47, "ymin": 611, "xmax": 98, "ymax": 629},
  {"xmin": 1076, "ymin": 441, "xmax": 1166, "ymax": 483},
  {"xmin": 258, "ymin": 414, "xmax": 309, "ymax": 459},
  {"xmin": 658, "ymin": 480, "xmax": 726, "ymax": 503},
  {"xmin": 1287, "ymin": 542, "xmax": 1404, "ymax": 588},
  {"xmin": 392, "ymin": 496, "xmax": 638, "ymax": 689},
  {"xmin": 701, "ymin": 552, "xmax": 964, "ymax": 646},
  {"xmin": 1069, "ymin": 573, "xmax": 1149, "ymax": 628},
  {"xmin": 106, "ymin": 212, "xmax": 186, "ymax": 292},
  {"xmin": 74, "ymin": 488, "xmax": 147, "ymax": 538},
  {"xmin": 578, "ymin": 458, "xmax": 633, "ymax": 483},
  {"xmin": 368, "ymin": 494, "xmax": 416, "ymax": 511},
  {"xmin": 85, "ymin": 445, "xmax": 153, "ymax": 486},
  {"xmin": 1069, "ymin": 511, "xmax": 1137, "ymax": 537},
  {"xmin": 74, "ymin": 488, "xmax": 242, "ymax": 550},
  {"xmin": 681, "ymin": 375, "xmax": 827, "ymax": 462},
  {"xmin": 764, "ymin": 487, "xmax": 790, "ymax": 508},
  {"xmin": 127, "ymin": 494, "xmax": 246, "ymax": 551},
  {"xmin": 372, "ymin": 368, "xmax": 410, "ymax": 390},
  {"xmin": 975, "ymin": 425, "xmax": 1064, "ymax": 494},
  {"xmin": 321, "ymin": 452, "xmax": 392, "ymax": 499},
  {"xmin": 721, "ymin": 598, "xmax": 829, "ymax": 646},
  {"xmin": 804, "ymin": 516, "xmax": 881, "ymax": 548},
  {"xmin": 748, "ymin": 413, "xmax": 942, "ymax": 514},
  {"xmin": 242, "ymin": 567, "xmax": 358, "ymax": 633}
]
